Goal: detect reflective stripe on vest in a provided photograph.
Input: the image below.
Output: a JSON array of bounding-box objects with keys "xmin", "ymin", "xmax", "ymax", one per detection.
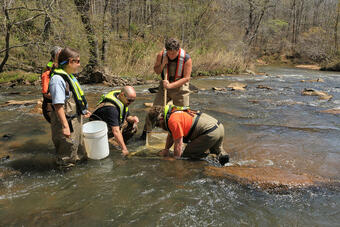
[
  {"xmin": 164, "ymin": 104, "xmax": 201, "ymax": 142},
  {"xmin": 164, "ymin": 104, "xmax": 190, "ymax": 132},
  {"xmin": 51, "ymin": 68, "xmax": 88, "ymax": 114},
  {"xmin": 98, "ymin": 90, "xmax": 128, "ymax": 125},
  {"xmin": 162, "ymin": 48, "xmax": 186, "ymax": 81},
  {"xmin": 46, "ymin": 61, "xmax": 53, "ymax": 68}
]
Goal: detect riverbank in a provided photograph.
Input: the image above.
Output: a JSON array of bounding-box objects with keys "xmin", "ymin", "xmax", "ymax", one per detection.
[{"xmin": 1, "ymin": 62, "xmax": 335, "ymax": 88}]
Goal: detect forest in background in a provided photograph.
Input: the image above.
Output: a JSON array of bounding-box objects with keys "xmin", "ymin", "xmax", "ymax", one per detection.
[{"xmin": 0, "ymin": 0, "xmax": 339, "ymax": 82}]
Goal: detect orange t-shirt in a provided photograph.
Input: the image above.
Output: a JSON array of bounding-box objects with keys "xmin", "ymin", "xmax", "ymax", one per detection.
[{"xmin": 168, "ymin": 111, "xmax": 193, "ymax": 140}]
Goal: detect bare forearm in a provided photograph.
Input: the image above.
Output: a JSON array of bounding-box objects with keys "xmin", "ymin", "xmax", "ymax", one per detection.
[
  {"xmin": 112, "ymin": 128, "xmax": 128, "ymax": 151},
  {"xmin": 173, "ymin": 138, "xmax": 183, "ymax": 158},
  {"xmin": 54, "ymin": 104, "xmax": 68, "ymax": 129},
  {"xmin": 165, "ymin": 134, "xmax": 174, "ymax": 150},
  {"xmin": 168, "ymin": 77, "xmax": 190, "ymax": 89}
]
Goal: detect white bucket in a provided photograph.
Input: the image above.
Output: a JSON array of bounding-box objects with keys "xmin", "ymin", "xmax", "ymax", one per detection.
[{"xmin": 83, "ymin": 120, "xmax": 109, "ymax": 160}]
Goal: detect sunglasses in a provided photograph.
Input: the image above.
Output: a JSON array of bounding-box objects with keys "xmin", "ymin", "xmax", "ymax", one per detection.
[
  {"xmin": 123, "ymin": 94, "xmax": 135, "ymax": 103},
  {"xmin": 70, "ymin": 59, "xmax": 80, "ymax": 64}
]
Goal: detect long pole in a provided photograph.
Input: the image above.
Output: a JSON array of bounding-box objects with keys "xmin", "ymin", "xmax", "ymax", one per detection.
[{"xmin": 163, "ymin": 88, "xmax": 167, "ymax": 106}]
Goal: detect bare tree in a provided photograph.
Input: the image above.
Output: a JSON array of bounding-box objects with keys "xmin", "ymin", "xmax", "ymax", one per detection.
[
  {"xmin": 335, "ymin": 0, "xmax": 339, "ymax": 52},
  {"xmin": 101, "ymin": 0, "xmax": 110, "ymax": 63},
  {"xmin": 0, "ymin": 0, "xmax": 48, "ymax": 72},
  {"xmin": 243, "ymin": 0, "xmax": 272, "ymax": 46},
  {"xmin": 74, "ymin": 0, "xmax": 99, "ymax": 72}
]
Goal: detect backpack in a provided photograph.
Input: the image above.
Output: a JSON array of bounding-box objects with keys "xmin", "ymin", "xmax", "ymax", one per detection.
[{"xmin": 41, "ymin": 68, "xmax": 53, "ymax": 123}]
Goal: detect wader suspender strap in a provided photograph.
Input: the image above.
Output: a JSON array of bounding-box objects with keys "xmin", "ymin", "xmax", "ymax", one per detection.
[
  {"xmin": 184, "ymin": 112, "xmax": 201, "ymax": 142},
  {"xmin": 201, "ymin": 121, "xmax": 221, "ymax": 135}
]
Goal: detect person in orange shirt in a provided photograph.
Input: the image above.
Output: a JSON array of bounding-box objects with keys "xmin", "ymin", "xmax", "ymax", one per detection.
[{"xmin": 148, "ymin": 105, "xmax": 229, "ymax": 165}]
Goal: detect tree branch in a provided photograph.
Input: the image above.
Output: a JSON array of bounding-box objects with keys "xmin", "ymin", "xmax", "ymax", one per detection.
[
  {"xmin": 0, "ymin": 42, "xmax": 39, "ymax": 54},
  {"xmin": 13, "ymin": 13, "xmax": 45, "ymax": 26}
]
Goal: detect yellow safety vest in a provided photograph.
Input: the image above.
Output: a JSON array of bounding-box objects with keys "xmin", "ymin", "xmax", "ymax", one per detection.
[
  {"xmin": 98, "ymin": 90, "xmax": 128, "ymax": 125},
  {"xmin": 51, "ymin": 68, "xmax": 88, "ymax": 115}
]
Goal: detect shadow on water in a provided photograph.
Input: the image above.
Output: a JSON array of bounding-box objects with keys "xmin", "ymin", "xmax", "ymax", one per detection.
[
  {"xmin": 4, "ymin": 154, "xmax": 57, "ymax": 173},
  {"xmin": 2, "ymin": 140, "xmax": 57, "ymax": 174}
]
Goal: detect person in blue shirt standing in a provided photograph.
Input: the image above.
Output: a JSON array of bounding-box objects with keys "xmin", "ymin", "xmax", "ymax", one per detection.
[{"xmin": 49, "ymin": 47, "xmax": 91, "ymax": 169}]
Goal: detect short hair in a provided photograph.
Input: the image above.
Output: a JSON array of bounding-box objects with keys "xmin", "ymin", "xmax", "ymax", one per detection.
[
  {"xmin": 165, "ymin": 38, "xmax": 180, "ymax": 51},
  {"xmin": 148, "ymin": 106, "xmax": 164, "ymax": 128}
]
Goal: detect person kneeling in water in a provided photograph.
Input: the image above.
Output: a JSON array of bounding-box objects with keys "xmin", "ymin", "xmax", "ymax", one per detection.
[
  {"xmin": 89, "ymin": 86, "xmax": 139, "ymax": 156},
  {"xmin": 148, "ymin": 105, "xmax": 229, "ymax": 165}
]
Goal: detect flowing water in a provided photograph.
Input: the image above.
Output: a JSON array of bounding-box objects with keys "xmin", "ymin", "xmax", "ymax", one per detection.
[{"xmin": 0, "ymin": 66, "xmax": 340, "ymax": 226}]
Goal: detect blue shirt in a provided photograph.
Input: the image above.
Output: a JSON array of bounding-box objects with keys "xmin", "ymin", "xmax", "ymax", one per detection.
[{"xmin": 49, "ymin": 75, "xmax": 70, "ymax": 105}]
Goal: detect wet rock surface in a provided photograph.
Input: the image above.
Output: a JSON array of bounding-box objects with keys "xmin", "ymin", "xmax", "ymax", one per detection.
[
  {"xmin": 0, "ymin": 167, "xmax": 21, "ymax": 179},
  {"xmin": 1, "ymin": 134, "xmax": 14, "ymax": 141},
  {"xmin": 301, "ymin": 88, "xmax": 332, "ymax": 100},
  {"xmin": 0, "ymin": 99, "xmax": 42, "ymax": 107},
  {"xmin": 300, "ymin": 78, "xmax": 324, "ymax": 83},
  {"xmin": 227, "ymin": 82, "xmax": 247, "ymax": 91},
  {"xmin": 204, "ymin": 166, "xmax": 329, "ymax": 192},
  {"xmin": 320, "ymin": 107, "xmax": 340, "ymax": 115},
  {"xmin": 256, "ymin": 85, "xmax": 273, "ymax": 90},
  {"xmin": 77, "ymin": 70, "xmax": 145, "ymax": 87}
]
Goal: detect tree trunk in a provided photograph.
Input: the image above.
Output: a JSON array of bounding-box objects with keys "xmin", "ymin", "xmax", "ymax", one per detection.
[
  {"xmin": 335, "ymin": 1, "xmax": 339, "ymax": 52},
  {"xmin": 74, "ymin": 0, "xmax": 99, "ymax": 72},
  {"xmin": 243, "ymin": 0, "xmax": 270, "ymax": 46},
  {"xmin": 128, "ymin": 0, "xmax": 132, "ymax": 40},
  {"xmin": 116, "ymin": 0, "xmax": 120, "ymax": 35},
  {"xmin": 312, "ymin": 0, "xmax": 324, "ymax": 27},
  {"xmin": 101, "ymin": 0, "xmax": 109, "ymax": 63},
  {"xmin": 0, "ymin": 2, "xmax": 11, "ymax": 73},
  {"xmin": 42, "ymin": 14, "xmax": 51, "ymax": 41},
  {"xmin": 291, "ymin": 0, "xmax": 297, "ymax": 45}
]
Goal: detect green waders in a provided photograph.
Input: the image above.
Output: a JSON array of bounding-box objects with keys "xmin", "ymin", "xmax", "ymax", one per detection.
[{"xmin": 182, "ymin": 113, "xmax": 227, "ymax": 159}]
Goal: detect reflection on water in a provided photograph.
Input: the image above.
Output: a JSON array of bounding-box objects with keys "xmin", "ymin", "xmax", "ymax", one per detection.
[{"xmin": 0, "ymin": 66, "xmax": 340, "ymax": 226}]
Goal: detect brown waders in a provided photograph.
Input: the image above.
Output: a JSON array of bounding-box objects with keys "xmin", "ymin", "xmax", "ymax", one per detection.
[
  {"xmin": 50, "ymin": 92, "xmax": 86, "ymax": 168},
  {"xmin": 182, "ymin": 113, "xmax": 227, "ymax": 159}
]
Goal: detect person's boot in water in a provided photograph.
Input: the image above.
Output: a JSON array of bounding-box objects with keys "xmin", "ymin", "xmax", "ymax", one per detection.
[{"xmin": 218, "ymin": 154, "xmax": 229, "ymax": 166}]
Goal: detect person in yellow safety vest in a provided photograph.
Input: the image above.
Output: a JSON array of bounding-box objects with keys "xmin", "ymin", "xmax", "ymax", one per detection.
[
  {"xmin": 89, "ymin": 86, "xmax": 139, "ymax": 156},
  {"xmin": 147, "ymin": 105, "xmax": 229, "ymax": 166},
  {"xmin": 49, "ymin": 47, "xmax": 91, "ymax": 169},
  {"xmin": 141, "ymin": 38, "xmax": 192, "ymax": 140}
]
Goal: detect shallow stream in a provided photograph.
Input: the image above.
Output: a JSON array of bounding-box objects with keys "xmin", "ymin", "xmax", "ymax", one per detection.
[{"xmin": 0, "ymin": 66, "xmax": 339, "ymax": 226}]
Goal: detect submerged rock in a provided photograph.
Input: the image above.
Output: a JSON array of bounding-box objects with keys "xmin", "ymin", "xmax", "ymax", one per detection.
[
  {"xmin": 1, "ymin": 134, "xmax": 14, "ymax": 141},
  {"xmin": 144, "ymin": 103, "xmax": 153, "ymax": 107},
  {"xmin": 0, "ymin": 99, "xmax": 41, "ymax": 107},
  {"xmin": 0, "ymin": 168, "xmax": 21, "ymax": 179},
  {"xmin": 320, "ymin": 107, "xmax": 340, "ymax": 115},
  {"xmin": 245, "ymin": 69, "xmax": 256, "ymax": 76},
  {"xmin": 301, "ymin": 88, "xmax": 332, "ymax": 100},
  {"xmin": 212, "ymin": 87, "xmax": 226, "ymax": 91},
  {"xmin": 256, "ymin": 85, "xmax": 272, "ymax": 90},
  {"xmin": 204, "ymin": 166, "xmax": 327, "ymax": 191}
]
